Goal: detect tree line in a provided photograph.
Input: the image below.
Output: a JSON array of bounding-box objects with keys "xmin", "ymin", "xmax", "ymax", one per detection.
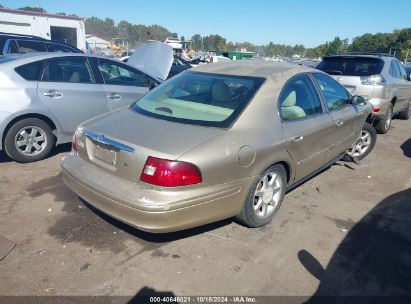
[{"xmin": 1, "ymin": 5, "xmax": 411, "ymax": 60}]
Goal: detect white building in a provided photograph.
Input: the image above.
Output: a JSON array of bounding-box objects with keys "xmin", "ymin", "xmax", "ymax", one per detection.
[{"xmin": 0, "ymin": 7, "xmax": 86, "ymax": 50}]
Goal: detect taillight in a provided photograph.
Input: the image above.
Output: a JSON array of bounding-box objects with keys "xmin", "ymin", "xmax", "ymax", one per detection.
[
  {"xmin": 360, "ymin": 74, "xmax": 387, "ymax": 86},
  {"xmin": 373, "ymin": 108, "xmax": 380, "ymax": 113},
  {"xmin": 72, "ymin": 130, "xmax": 78, "ymax": 151},
  {"xmin": 140, "ymin": 156, "xmax": 202, "ymax": 187}
]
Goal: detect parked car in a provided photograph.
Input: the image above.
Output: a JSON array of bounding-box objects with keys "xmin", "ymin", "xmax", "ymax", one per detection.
[
  {"xmin": 61, "ymin": 61, "xmax": 375, "ymax": 233},
  {"xmin": 405, "ymin": 64, "xmax": 411, "ymax": 78},
  {"xmin": 0, "ymin": 42, "xmax": 173, "ymax": 162},
  {"xmin": 0, "ymin": 32, "xmax": 82, "ymax": 55},
  {"xmin": 317, "ymin": 54, "xmax": 411, "ymax": 134},
  {"xmin": 210, "ymin": 55, "xmax": 231, "ymax": 63},
  {"xmin": 168, "ymin": 56, "xmax": 195, "ymax": 78}
]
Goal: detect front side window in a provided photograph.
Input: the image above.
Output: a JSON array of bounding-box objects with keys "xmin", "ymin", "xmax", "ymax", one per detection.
[
  {"xmin": 131, "ymin": 71, "xmax": 265, "ymax": 128},
  {"xmin": 15, "ymin": 40, "xmax": 47, "ymax": 54},
  {"xmin": 312, "ymin": 73, "xmax": 350, "ymax": 110},
  {"xmin": 98, "ymin": 59, "xmax": 147, "ymax": 87},
  {"xmin": 317, "ymin": 56, "xmax": 384, "ymax": 76},
  {"xmin": 41, "ymin": 57, "xmax": 95, "ymax": 84},
  {"xmin": 279, "ymin": 74, "xmax": 323, "ymax": 121},
  {"xmin": 15, "ymin": 60, "xmax": 43, "ymax": 81}
]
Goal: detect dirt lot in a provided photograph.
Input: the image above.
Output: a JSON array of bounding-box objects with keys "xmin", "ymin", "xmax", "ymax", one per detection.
[{"xmin": 0, "ymin": 118, "xmax": 410, "ymax": 300}]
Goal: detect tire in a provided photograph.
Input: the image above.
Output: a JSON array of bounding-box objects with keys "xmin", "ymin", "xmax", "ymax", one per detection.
[
  {"xmin": 375, "ymin": 105, "xmax": 393, "ymax": 134},
  {"xmin": 398, "ymin": 101, "xmax": 411, "ymax": 120},
  {"xmin": 237, "ymin": 164, "xmax": 287, "ymax": 228},
  {"xmin": 4, "ymin": 118, "xmax": 55, "ymax": 163},
  {"xmin": 344, "ymin": 123, "xmax": 377, "ymax": 161}
]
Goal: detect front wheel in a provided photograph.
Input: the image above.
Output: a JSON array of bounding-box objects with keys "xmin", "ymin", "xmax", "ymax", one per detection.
[
  {"xmin": 345, "ymin": 123, "xmax": 377, "ymax": 161},
  {"xmin": 4, "ymin": 118, "xmax": 55, "ymax": 163},
  {"xmin": 237, "ymin": 164, "xmax": 287, "ymax": 228}
]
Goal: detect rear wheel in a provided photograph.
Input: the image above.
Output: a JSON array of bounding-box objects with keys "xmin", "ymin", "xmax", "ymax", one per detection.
[
  {"xmin": 4, "ymin": 118, "xmax": 55, "ymax": 163},
  {"xmin": 375, "ymin": 105, "xmax": 393, "ymax": 134},
  {"xmin": 398, "ymin": 101, "xmax": 411, "ymax": 120},
  {"xmin": 345, "ymin": 123, "xmax": 377, "ymax": 161},
  {"xmin": 237, "ymin": 164, "xmax": 286, "ymax": 228}
]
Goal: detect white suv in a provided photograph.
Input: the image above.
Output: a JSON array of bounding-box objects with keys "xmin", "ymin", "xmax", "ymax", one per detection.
[{"xmin": 317, "ymin": 54, "xmax": 411, "ymax": 133}]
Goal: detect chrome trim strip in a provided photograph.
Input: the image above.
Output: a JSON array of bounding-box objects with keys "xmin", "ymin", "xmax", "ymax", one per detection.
[{"xmin": 79, "ymin": 129, "xmax": 135, "ymax": 153}]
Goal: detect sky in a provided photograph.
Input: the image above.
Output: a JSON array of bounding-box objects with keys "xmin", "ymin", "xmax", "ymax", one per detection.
[{"xmin": 1, "ymin": 0, "xmax": 411, "ymax": 47}]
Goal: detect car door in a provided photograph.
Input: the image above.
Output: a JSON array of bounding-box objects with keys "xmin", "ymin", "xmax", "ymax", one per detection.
[
  {"xmin": 311, "ymin": 73, "xmax": 361, "ymax": 161},
  {"xmin": 279, "ymin": 74, "xmax": 335, "ymax": 181},
  {"xmin": 97, "ymin": 58, "xmax": 150, "ymax": 110},
  {"xmin": 394, "ymin": 60, "xmax": 411, "ymax": 112},
  {"xmin": 37, "ymin": 56, "xmax": 108, "ymax": 134}
]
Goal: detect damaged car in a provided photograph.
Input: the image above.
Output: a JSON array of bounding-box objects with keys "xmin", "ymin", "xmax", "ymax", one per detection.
[
  {"xmin": 61, "ymin": 61, "xmax": 376, "ymax": 233},
  {"xmin": 0, "ymin": 41, "xmax": 173, "ymax": 162}
]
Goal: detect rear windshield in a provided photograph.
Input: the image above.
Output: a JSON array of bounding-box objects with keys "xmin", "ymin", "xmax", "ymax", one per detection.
[
  {"xmin": 317, "ymin": 56, "xmax": 384, "ymax": 76},
  {"xmin": 131, "ymin": 71, "xmax": 265, "ymax": 128}
]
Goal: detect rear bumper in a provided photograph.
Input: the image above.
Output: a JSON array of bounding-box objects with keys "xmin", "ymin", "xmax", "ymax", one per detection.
[
  {"xmin": 367, "ymin": 97, "xmax": 391, "ymax": 118},
  {"xmin": 61, "ymin": 153, "xmax": 253, "ymax": 233}
]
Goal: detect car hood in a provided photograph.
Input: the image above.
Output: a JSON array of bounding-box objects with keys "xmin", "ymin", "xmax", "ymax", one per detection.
[
  {"xmin": 126, "ymin": 41, "xmax": 173, "ymax": 81},
  {"xmin": 80, "ymin": 108, "xmax": 224, "ymax": 160}
]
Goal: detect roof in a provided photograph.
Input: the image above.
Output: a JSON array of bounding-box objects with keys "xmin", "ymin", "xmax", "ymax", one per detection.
[
  {"xmin": 324, "ymin": 54, "xmax": 392, "ymax": 59},
  {"xmin": 0, "ymin": 7, "xmax": 83, "ymax": 21},
  {"xmin": 191, "ymin": 60, "xmax": 314, "ymax": 78}
]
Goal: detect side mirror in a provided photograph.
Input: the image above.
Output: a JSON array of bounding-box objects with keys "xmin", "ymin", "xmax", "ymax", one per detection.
[{"xmin": 351, "ymin": 95, "xmax": 367, "ymax": 106}]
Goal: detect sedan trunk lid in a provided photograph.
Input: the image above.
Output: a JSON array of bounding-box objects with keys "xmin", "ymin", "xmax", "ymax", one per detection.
[{"xmin": 75, "ymin": 108, "xmax": 223, "ymax": 183}]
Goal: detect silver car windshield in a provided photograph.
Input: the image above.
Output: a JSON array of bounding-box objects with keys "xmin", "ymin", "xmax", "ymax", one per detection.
[{"xmin": 131, "ymin": 71, "xmax": 264, "ymax": 128}]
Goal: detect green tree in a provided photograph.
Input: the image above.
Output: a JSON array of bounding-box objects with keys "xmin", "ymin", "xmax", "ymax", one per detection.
[
  {"xmin": 191, "ymin": 34, "xmax": 203, "ymax": 51},
  {"xmin": 18, "ymin": 6, "xmax": 46, "ymax": 13}
]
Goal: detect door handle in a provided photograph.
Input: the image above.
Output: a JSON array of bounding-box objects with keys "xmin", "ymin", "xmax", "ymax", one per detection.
[
  {"xmin": 108, "ymin": 93, "xmax": 121, "ymax": 100},
  {"xmin": 336, "ymin": 119, "xmax": 344, "ymax": 127},
  {"xmin": 43, "ymin": 90, "xmax": 63, "ymax": 98},
  {"xmin": 290, "ymin": 136, "xmax": 304, "ymax": 143}
]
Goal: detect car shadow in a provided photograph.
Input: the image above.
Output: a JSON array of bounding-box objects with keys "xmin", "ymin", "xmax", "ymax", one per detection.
[
  {"xmin": 81, "ymin": 197, "xmax": 234, "ymax": 244},
  {"xmin": 299, "ymin": 188, "xmax": 411, "ymax": 300},
  {"xmin": 128, "ymin": 286, "xmax": 177, "ymax": 304},
  {"xmin": 400, "ymin": 138, "xmax": 411, "ymax": 158},
  {"xmin": 0, "ymin": 143, "xmax": 71, "ymax": 163}
]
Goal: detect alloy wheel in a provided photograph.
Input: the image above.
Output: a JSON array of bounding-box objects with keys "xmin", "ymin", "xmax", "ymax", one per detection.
[
  {"xmin": 253, "ymin": 171, "xmax": 283, "ymax": 218},
  {"xmin": 14, "ymin": 126, "xmax": 48, "ymax": 157},
  {"xmin": 385, "ymin": 108, "xmax": 393, "ymax": 131},
  {"xmin": 346, "ymin": 130, "xmax": 372, "ymax": 158}
]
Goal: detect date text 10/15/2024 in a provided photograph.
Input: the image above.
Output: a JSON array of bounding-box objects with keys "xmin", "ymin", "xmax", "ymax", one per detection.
[{"xmin": 149, "ymin": 296, "xmax": 258, "ymax": 303}]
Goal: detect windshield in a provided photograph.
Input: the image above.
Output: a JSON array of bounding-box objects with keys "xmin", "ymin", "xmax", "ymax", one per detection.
[
  {"xmin": 317, "ymin": 56, "xmax": 384, "ymax": 76},
  {"xmin": 131, "ymin": 71, "xmax": 265, "ymax": 128}
]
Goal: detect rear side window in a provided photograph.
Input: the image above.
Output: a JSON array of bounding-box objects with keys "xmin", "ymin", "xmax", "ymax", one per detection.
[
  {"xmin": 312, "ymin": 73, "xmax": 350, "ymax": 110},
  {"xmin": 317, "ymin": 57, "xmax": 384, "ymax": 76},
  {"xmin": 389, "ymin": 61, "xmax": 400, "ymax": 78},
  {"xmin": 14, "ymin": 40, "xmax": 47, "ymax": 54},
  {"xmin": 15, "ymin": 61, "xmax": 43, "ymax": 81},
  {"xmin": 279, "ymin": 74, "xmax": 323, "ymax": 121},
  {"xmin": 49, "ymin": 43, "xmax": 79, "ymax": 53},
  {"xmin": 395, "ymin": 61, "xmax": 408, "ymax": 80},
  {"xmin": 41, "ymin": 57, "xmax": 95, "ymax": 84}
]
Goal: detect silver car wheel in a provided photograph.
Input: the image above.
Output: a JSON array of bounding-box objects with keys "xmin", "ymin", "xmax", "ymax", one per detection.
[
  {"xmin": 253, "ymin": 172, "xmax": 283, "ymax": 218},
  {"xmin": 346, "ymin": 130, "xmax": 372, "ymax": 157},
  {"xmin": 14, "ymin": 126, "xmax": 47, "ymax": 157},
  {"xmin": 385, "ymin": 108, "xmax": 393, "ymax": 131}
]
